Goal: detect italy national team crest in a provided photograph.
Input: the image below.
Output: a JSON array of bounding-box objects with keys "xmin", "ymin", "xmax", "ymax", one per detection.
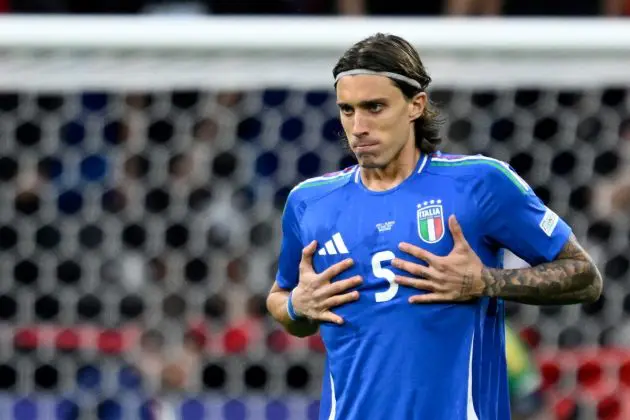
[{"xmin": 417, "ymin": 200, "xmax": 445, "ymax": 244}]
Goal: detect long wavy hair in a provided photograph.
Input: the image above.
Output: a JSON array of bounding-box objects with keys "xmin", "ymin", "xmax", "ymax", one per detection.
[{"xmin": 333, "ymin": 33, "xmax": 445, "ymax": 154}]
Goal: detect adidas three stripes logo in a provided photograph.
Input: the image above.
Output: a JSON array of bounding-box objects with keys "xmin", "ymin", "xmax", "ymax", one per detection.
[{"xmin": 317, "ymin": 233, "xmax": 349, "ymax": 256}]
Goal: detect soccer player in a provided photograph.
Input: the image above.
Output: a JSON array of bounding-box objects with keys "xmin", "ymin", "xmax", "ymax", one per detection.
[{"xmin": 266, "ymin": 33, "xmax": 602, "ymax": 419}]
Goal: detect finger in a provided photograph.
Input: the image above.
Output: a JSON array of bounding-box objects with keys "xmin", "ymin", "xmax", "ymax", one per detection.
[
  {"xmin": 299, "ymin": 240, "xmax": 318, "ymax": 273},
  {"xmin": 325, "ymin": 275, "xmax": 363, "ymax": 296},
  {"xmin": 320, "ymin": 258, "xmax": 354, "ymax": 281},
  {"xmin": 323, "ymin": 291, "xmax": 360, "ymax": 308},
  {"xmin": 316, "ymin": 311, "xmax": 344, "ymax": 325},
  {"xmin": 408, "ymin": 293, "xmax": 451, "ymax": 304},
  {"xmin": 448, "ymin": 215, "xmax": 469, "ymax": 249},
  {"xmin": 394, "ymin": 275, "xmax": 438, "ymax": 292},
  {"xmin": 391, "ymin": 258, "xmax": 432, "ymax": 278},
  {"xmin": 398, "ymin": 242, "xmax": 438, "ymax": 265}
]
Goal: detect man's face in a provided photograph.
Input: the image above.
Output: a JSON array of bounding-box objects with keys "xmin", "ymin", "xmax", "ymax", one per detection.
[{"xmin": 336, "ymin": 75, "xmax": 426, "ymax": 169}]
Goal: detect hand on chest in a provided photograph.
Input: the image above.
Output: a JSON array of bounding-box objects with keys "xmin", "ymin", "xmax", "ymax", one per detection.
[{"xmin": 311, "ymin": 198, "xmax": 457, "ymax": 300}]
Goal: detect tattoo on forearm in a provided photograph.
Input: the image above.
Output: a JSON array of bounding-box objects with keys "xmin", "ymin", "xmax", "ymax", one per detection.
[{"xmin": 481, "ymin": 235, "xmax": 602, "ymax": 305}]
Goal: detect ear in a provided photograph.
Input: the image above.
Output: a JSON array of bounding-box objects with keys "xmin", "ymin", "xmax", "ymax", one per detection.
[{"xmin": 409, "ymin": 92, "xmax": 427, "ymax": 122}]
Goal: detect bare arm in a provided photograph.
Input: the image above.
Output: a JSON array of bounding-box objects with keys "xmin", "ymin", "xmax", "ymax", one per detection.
[
  {"xmin": 337, "ymin": 0, "xmax": 366, "ymax": 14},
  {"xmin": 446, "ymin": 0, "xmax": 476, "ymax": 14},
  {"xmin": 446, "ymin": 0, "xmax": 501, "ymax": 14},
  {"xmin": 603, "ymin": 0, "xmax": 626, "ymax": 15},
  {"xmin": 481, "ymin": 234, "xmax": 603, "ymax": 305},
  {"xmin": 266, "ymin": 281, "xmax": 319, "ymax": 338}
]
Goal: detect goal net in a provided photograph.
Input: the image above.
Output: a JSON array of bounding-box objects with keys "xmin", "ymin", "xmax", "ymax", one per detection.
[{"xmin": 0, "ymin": 14, "xmax": 629, "ymax": 419}]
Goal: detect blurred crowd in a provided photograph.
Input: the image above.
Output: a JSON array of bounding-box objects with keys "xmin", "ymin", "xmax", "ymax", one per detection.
[
  {"xmin": 3, "ymin": 83, "xmax": 630, "ymax": 416},
  {"xmin": 2, "ymin": 0, "xmax": 630, "ymax": 16}
]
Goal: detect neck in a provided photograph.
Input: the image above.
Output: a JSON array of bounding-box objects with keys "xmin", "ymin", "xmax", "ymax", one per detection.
[{"xmin": 360, "ymin": 144, "xmax": 421, "ymax": 192}]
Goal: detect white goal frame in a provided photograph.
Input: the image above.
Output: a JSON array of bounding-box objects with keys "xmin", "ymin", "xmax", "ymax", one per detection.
[{"xmin": 0, "ymin": 15, "xmax": 629, "ymax": 91}]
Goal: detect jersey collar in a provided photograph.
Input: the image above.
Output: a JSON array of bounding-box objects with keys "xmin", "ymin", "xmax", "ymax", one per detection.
[
  {"xmin": 353, "ymin": 152, "xmax": 430, "ymax": 184},
  {"xmin": 416, "ymin": 153, "xmax": 430, "ymax": 175}
]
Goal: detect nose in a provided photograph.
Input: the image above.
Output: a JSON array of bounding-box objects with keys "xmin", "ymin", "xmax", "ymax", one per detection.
[{"xmin": 352, "ymin": 113, "xmax": 369, "ymax": 137}]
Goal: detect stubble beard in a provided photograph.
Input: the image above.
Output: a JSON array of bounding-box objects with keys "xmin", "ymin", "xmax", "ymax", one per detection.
[
  {"xmin": 358, "ymin": 156, "xmax": 385, "ymax": 169},
  {"xmin": 357, "ymin": 140, "xmax": 407, "ymax": 170}
]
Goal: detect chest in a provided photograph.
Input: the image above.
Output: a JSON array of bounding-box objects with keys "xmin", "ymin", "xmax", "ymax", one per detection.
[{"xmin": 303, "ymin": 186, "xmax": 476, "ymax": 288}]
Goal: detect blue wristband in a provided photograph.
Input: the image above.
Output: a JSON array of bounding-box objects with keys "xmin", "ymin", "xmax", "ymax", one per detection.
[{"xmin": 287, "ymin": 290, "xmax": 305, "ymax": 321}]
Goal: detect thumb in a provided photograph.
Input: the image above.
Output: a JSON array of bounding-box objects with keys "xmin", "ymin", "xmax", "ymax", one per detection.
[
  {"xmin": 299, "ymin": 240, "xmax": 318, "ymax": 272},
  {"xmin": 448, "ymin": 215, "xmax": 468, "ymax": 248}
]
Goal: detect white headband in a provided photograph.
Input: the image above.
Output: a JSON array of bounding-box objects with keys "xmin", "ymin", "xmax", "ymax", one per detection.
[{"xmin": 334, "ymin": 69, "xmax": 423, "ymax": 90}]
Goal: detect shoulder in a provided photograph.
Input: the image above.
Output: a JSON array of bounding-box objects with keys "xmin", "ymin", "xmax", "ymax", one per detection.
[
  {"xmin": 286, "ymin": 165, "xmax": 358, "ymax": 209},
  {"xmin": 428, "ymin": 152, "xmax": 508, "ymax": 174},
  {"xmin": 428, "ymin": 152, "xmax": 531, "ymax": 193}
]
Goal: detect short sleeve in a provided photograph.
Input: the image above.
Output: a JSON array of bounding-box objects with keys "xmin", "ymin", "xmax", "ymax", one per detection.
[
  {"xmin": 275, "ymin": 191, "xmax": 304, "ymax": 290},
  {"xmin": 476, "ymin": 161, "xmax": 572, "ymax": 266}
]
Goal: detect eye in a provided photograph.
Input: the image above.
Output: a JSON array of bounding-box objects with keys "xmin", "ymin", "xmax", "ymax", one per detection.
[
  {"xmin": 368, "ymin": 103, "xmax": 383, "ymax": 113},
  {"xmin": 339, "ymin": 104, "xmax": 354, "ymax": 115}
]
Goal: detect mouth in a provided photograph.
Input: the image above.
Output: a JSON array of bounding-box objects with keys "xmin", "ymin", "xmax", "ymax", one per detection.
[{"xmin": 353, "ymin": 141, "xmax": 379, "ymax": 153}]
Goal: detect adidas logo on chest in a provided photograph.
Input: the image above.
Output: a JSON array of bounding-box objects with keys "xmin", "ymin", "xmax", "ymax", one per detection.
[{"xmin": 318, "ymin": 232, "xmax": 349, "ymax": 255}]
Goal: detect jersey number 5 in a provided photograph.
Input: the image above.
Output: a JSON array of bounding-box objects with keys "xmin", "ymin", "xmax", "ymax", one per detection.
[{"xmin": 371, "ymin": 250, "xmax": 398, "ymax": 302}]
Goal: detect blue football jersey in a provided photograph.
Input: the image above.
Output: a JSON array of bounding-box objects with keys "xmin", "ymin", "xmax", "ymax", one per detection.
[{"xmin": 276, "ymin": 152, "xmax": 572, "ymax": 420}]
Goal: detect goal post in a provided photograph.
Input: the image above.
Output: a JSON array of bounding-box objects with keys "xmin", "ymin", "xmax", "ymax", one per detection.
[{"xmin": 0, "ymin": 16, "xmax": 630, "ymax": 90}]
